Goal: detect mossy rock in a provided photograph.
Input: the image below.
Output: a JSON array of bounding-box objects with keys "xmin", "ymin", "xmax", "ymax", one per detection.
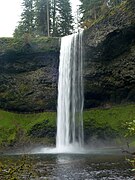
[{"xmin": 28, "ymin": 119, "xmax": 56, "ymax": 138}]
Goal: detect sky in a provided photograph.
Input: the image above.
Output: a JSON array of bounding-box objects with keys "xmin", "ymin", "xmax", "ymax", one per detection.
[
  {"xmin": 0, "ymin": 0, "xmax": 81, "ymax": 37},
  {"xmin": 0, "ymin": 0, "xmax": 22, "ymax": 37}
]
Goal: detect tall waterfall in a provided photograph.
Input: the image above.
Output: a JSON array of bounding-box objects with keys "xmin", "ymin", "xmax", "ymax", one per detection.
[{"xmin": 56, "ymin": 32, "xmax": 84, "ymax": 152}]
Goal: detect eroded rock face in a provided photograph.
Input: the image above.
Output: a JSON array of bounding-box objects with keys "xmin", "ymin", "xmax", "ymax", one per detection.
[
  {"xmin": 83, "ymin": 0, "xmax": 135, "ymax": 108},
  {"xmin": 0, "ymin": 49, "xmax": 59, "ymax": 112},
  {"xmin": 0, "ymin": 1, "xmax": 135, "ymax": 112}
]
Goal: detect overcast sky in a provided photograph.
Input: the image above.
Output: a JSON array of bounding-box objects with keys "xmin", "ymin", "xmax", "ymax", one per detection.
[{"xmin": 0, "ymin": 0, "xmax": 81, "ymax": 37}]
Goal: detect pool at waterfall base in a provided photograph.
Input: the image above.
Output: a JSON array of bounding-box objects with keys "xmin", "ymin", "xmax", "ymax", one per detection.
[{"xmin": 0, "ymin": 150, "xmax": 134, "ymax": 180}]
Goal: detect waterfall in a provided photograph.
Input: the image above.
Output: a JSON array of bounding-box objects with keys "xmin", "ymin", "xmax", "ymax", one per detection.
[{"xmin": 56, "ymin": 31, "xmax": 84, "ymax": 152}]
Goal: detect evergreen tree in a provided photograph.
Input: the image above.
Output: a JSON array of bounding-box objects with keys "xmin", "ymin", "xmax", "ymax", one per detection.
[
  {"xmin": 14, "ymin": 0, "xmax": 74, "ymax": 38},
  {"xmin": 50, "ymin": 0, "xmax": 59, "ymax": 36},
  {"xmin": 107, "ymin": 0, "xmax": 123, "ymax": 7},
  {"xmin": 80, "ymin": 0, "xmax": 124, "ymax": 28},
  {"xmin": 34, "ymin": 0, "xmax": 50, "ymax": 36},
  {"xmin": 14, "ymin": 0, "xmax": 35, "ymax": 38},
  {"xmin": 57, "ymin": 0, "xmax": 73, "ymax": 36},
  {"xmin": 80, "ymin": 0, "xmax": 102, "ymax": 22}
]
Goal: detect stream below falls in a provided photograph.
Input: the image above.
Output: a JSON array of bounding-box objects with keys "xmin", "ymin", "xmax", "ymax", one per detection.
[{"xmin": 0, "ymin": 150, "xmax": 134, "ymax": 179}]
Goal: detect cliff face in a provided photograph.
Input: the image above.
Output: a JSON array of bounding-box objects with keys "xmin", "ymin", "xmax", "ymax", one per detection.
[
  {"xmin": 0, "ymin": 38, "xmax": 60, "ymax": 112},
  {"xmin": 0, "ymin": 1, "xmax": 135, "ymax": 112},
  {"xmin": 83, "ymin": 0, "xmax": 135, "ymax": 108}
]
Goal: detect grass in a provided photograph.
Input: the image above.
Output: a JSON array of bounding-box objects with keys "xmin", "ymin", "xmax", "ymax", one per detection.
[
  {"xmin": 0, "ymin": 104, "xmax": 135, "ymax": 146},
  {"xmin": 0, "ymin": 111, "xmax": 56, "ymax": 145},
  {"xmin": 84, "ymin": 104, "xmax": 135, "ymax": 132},
  {"xmin": 0, "ymin": 110, "xmax": 56, "ymax": 129}
]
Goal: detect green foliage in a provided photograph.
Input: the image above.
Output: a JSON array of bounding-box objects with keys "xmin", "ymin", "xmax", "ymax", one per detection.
[
  {"xmin": 31, "ymin": 36, "xmax": 60, "ymax": 52},
  {"xmin": 51, "ymin": 0, "xmax": 58, "ymax": 36},
  {"xmin": 84, "ymin": 104, "xmax": 135, "ymax": 133},
  {"xmin": 108, "ymin": 0, "xmax": 124, "ymax": 7},
  {"xmin": 126, "ymin": 158, "xmax": 135, "ymax": 172},
  {"xmin": 80, "ymin": 0, "xmax": 105, "ymax": 28},
  {"xmin": 0, "ymin": 38, "xmax": 24, "ymax": 52},
  {"xmin": 80, "ymin": 0, "xmax": 126, "ymax": 28},
  {"xmin": 34, "ymin": 0, "xmax": 49, "ymax": 36},
  {"xmin": 124, "ymin": 120, "xmax": 135, "ymax": 137},
  {"xmin": 14, "ymin": 0, "xmax": 35, "ymax": 38},
  {"xmin": 0, "ymin": 110, "xmax": 56, "ymax": 146},
  {"xmin": 0, "ymin": 155, "xmax": 37, "ymax": 179},
  {"xmin": 56, "ymin": 0, "xmax": 73, "ymax": 36},
  {"xmin": 0, "ymin": 104, "xmax": 135, "ymax": 146},
  {"xmin": 124, "ymin": 118, "xmax": 135, "ymax": 172},
  {"xmin": 14, "ymin": 0, "xmax": 73, "ymax": 38},
  {"xmin": 0, "ymin": 36, "xmax": 59, "ymax": 53},
  {"xmin": 80, "ymin": 0, "xmax": 102, "ymax": 20},
  {"xmin": 125, "ymin": 120, "xmax": 135, "ymax": 167}
]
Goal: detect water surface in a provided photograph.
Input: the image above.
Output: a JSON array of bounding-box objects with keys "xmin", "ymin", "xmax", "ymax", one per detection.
[{"xmin": 0, "ymin": 151, "xmax": 134, "ymax": 180}]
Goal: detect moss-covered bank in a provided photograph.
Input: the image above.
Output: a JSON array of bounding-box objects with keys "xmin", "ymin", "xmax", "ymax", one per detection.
[
  {"xmin": 0, "ymin": 110, "xmax": 56, "ymax": 148},
  {"xmin": 0, "ymin": 36, "xmax": 60, "ymax": 53},
  {"xmin": 0, "ymin": 104, "xmax": 135, "ymax": 149}
]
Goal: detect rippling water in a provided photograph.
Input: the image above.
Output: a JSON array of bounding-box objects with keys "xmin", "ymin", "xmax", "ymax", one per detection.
[
  {"xmin": 0, "ymin": 151, "xmax": 134, "ymax": 180},
  {"xmin": 34, "ymin": 154, "xmax": 134, "ymax": 180}
]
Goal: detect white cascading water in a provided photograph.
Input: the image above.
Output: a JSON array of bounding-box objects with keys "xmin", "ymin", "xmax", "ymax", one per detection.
[
  {"xmin": 56, "ymin": 31, "xmax": 84, "ymax": 153},
  {"xmin": 32, "ymin": 32, "xmax": 84, "ymax": 154}
]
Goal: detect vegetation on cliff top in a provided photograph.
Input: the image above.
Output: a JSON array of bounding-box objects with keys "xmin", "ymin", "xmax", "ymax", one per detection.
[
  {"xmin": 80, "ymin": 0, "xmax": 134, "ymax": 28},
  {"xmin": 0, "ymin": 36, "xmax": 60, "ymax": 54}
]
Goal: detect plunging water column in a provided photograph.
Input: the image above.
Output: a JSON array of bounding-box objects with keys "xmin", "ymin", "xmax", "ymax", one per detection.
[{"xmin": 56, "ymin": 32, "xmax": 84, "ymax": 153}]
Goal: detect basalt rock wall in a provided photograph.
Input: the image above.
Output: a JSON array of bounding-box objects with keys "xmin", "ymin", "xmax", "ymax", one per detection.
[
  {"xmin": 0, "ymin": 38, "xmax": 60, "ymax": 112},
  {"xmin": 0, "ymin": 1, "xmax": 135, "ymax": 112},
  {"xmin": 83, "ymin": 0, "xmax": 135, "ymax": 108}
]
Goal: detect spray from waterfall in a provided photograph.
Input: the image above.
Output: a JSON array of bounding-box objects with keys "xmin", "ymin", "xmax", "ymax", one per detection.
[{"xmin": 56, "ymin": 31, "xmax": 84, "ymax": 152}]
